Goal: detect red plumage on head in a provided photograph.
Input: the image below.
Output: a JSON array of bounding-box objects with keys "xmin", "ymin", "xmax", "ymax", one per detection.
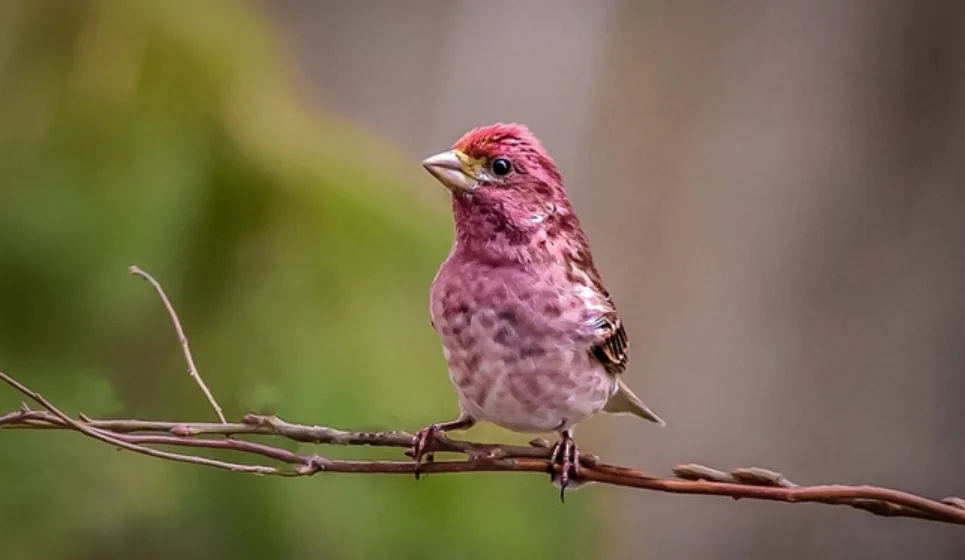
[
  {"xmin": 453, "ymin": 123, "xmax": 546, "ymax": 158},
  {"xmin": 451, "ymin": 123, "xmax": 563, "ymax": 191},
  {"xmin": 442, "ymin": 123, "xmax": 589, "ymax": 267}
]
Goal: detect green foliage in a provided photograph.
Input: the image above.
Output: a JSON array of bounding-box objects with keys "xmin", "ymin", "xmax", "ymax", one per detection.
[{"xmin": 0, "ymin": 1, "xmax": 600, "ymax": 558}]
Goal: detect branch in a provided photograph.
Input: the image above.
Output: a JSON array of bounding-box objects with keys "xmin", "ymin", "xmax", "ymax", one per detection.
[
  {"xmin": 1, "ymin": 267, "xmax": 963, "ymax": 527},
  {"xmin": 2, "ymin": 380, "xmax": 964, "ymax": 525}
]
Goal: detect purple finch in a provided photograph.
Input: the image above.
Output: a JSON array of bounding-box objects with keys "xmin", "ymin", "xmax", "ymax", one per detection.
[{"xmin": 414, "ymin": 123, "xmax": 664, "ymax": 498}]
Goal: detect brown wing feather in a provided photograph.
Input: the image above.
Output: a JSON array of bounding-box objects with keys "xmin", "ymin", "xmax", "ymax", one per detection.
[
  {"xmin": 589, "ymin": 311, "xmax": 629, "ymax": 375},
  {"xmin": 567, "ymin": 244, "xmax": 630, "ymax": 375}
]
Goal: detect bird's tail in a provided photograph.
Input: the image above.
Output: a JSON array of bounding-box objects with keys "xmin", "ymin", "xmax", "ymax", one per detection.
[{"xmin": 604, "ymin": 377, "xmax": 666, "ymax": 426}]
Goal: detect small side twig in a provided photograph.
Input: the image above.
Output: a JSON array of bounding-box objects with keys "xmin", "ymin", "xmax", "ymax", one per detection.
[{"xmin": 128, "ymin": 265, "xmax": 226, "ymax": 424}]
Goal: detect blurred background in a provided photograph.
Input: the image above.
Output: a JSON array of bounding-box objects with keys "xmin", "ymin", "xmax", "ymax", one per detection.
[{"xmin": 1, "ymin": 0, "xmax": 964, "ymax": 558}]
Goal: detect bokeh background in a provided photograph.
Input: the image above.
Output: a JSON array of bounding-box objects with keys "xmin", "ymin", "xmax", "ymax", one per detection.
[{"xmin": 2, "ymin": 0, "xmax": 964, "ymax": 558}]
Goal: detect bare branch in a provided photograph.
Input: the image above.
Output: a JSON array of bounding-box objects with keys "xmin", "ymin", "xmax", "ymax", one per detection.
[
  {"xmin": 1, "ymin": 267, "xmax": 962, "ymax": 528},
  {"xmin": 1, "ymin": 381, "xmax": 963, "ymax": 526},
  {"xmin": 128, "ymin": 265, "xmax": 226, "ymax": 423}
]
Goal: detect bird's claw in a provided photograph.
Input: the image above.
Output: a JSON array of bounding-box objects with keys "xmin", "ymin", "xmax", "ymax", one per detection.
[
  {"xmin": 410, "ymin": 424, "xmax": 439, "ymax": 480},
  {"xmin": 408, "ymin": 415, "xmax": 476, "ymax": 480},
  {"xmin": 549, "ymin": 432, "xmax": 580, "ymax": 502}
]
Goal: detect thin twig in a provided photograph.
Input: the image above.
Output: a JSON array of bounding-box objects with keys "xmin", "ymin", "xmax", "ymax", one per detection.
[
  {"xmin": 1, "ymin": 381, "xmax": 963, "ymax": 526},
  {"xmin": 128, "ymin": 265, "xmax": 226, "ymax": 423},
  {"xmin": 0, "ymin": 410, "xmax": 549, "ymax": 458},
  {"xmin": 0, "ymin": 371, "xmax": 274, "ymax": 474}
]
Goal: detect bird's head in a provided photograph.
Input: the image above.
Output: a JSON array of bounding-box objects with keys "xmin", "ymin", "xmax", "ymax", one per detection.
[{"xmin": 422, "ymin": 123, "xmax": 583, "ymax": 261}]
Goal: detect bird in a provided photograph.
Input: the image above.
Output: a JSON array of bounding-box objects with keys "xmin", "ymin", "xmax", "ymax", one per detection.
[{"xmin": 413, "ymin": 123, "xmax": 665, "ymax": 499}]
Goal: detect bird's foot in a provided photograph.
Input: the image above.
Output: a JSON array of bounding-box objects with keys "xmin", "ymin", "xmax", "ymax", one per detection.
[
  {"xmin": 410, "ymin": 424, "xmax": 441, "ymax": 480},
  {"xmin": 549, "ymin": 429, "xmax": 581, "ymax": 502},
  {"xmin": 408, "ymin": 415, "xmax": 476, "ymax": 480}
]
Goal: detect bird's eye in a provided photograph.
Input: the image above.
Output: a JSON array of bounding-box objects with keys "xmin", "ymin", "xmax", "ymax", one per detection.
[{"xmin": 491, "ymin": 157, "xmax": 512, "ymax": 177}]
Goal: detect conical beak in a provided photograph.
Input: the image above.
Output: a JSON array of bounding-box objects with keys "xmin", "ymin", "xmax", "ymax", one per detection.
[{"xmin": 421, "ymin": 150, "xmax": 476, "ymax": 194}]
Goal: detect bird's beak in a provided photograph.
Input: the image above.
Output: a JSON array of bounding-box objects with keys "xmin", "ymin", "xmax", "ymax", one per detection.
[{"xmin": 421, "ymin": 149, "xmax": 476, "ymax": 194}]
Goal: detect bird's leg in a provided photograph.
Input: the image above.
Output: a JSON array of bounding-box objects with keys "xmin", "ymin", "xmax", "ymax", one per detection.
[
  {"xmin": 410, "ymin": 413, "xmax": 476, "ymax": 479},
  {"xmin": 549, "ymin": 429, "xmax": 580, "ymax": 502}
]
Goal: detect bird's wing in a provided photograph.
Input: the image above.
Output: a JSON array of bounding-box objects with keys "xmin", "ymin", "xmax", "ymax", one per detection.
[
  {"xmin": 568, "ymin": 245, "xmax": 630, "ymax": 375},
  {"xmin": 589, "ymin": 307, "xmax": 629, "ymax": 375}
]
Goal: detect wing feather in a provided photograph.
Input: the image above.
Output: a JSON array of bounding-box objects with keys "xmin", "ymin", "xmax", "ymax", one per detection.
[
  {"xmin": 568, "ymin": 246, "xmax": 630, "ymax": 375},
  {"xmin": 589, "ymin": 310, "xmax": 628, "ymax": 375}
]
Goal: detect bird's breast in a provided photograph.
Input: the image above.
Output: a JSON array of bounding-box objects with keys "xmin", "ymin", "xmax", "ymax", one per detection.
[{"xmin": 429, "ymin": 260, "xmax": 615, "ymax": 431}]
